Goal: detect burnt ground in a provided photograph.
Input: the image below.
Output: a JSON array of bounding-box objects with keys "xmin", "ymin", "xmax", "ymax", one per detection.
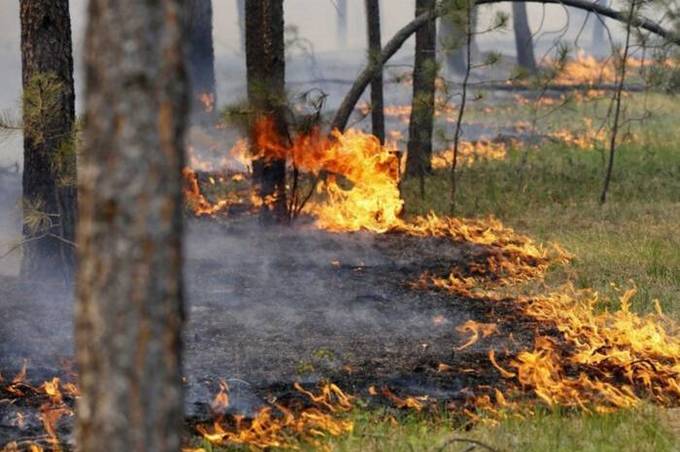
[{"xmin": 0, "ymin": 213, "xmax": 550, "ymax": 447}]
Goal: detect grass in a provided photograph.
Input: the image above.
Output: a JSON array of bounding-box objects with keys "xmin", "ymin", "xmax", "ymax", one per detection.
[
  {"xmin": 321, "ymin": 404, "xmax": 678, "ymax": 452},
  {"xmin": 403, "ymin": 92, "xmax": 680, "ymax": 316},
  {"xmin": 361, "ymin": 92, "xmax": 680, "ymax": 450},
  {"xmin": 194, "ymin": 92, "xmax": 680, "ymax": 450}
]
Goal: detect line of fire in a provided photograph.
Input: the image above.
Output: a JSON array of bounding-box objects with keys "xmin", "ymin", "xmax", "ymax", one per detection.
[{"xmin": 2, "ymin": 1, "xmax": 680, "ymax": 451}]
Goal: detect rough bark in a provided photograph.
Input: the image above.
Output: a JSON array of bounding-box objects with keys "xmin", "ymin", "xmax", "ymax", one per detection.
[
  {"xmin": 246, "ymin": 0, "xmax": 288, "ymax": 223},
  {"xmin": 187, "ymin": 0, "xmax": 217, "ymax": 125},
  {"xmin": 512, "ymin": 3, "xmax": 537, "ymax": 72},
  {"xmin": 19, "ymin": 0, "xmax": 76, "ymax": 282},
  {"xmin": 337, "ymin": 0, "xmax": 348, "ymax": 48},
  {"xmin": 406, "ymin": 0, "xmax": 437, "ymax": 178},
  {"xmin": 75, "ymin": 0, "xmax": 188, "ymax": 450},
  {"xmin": 331, "ymin": 0, "xmax": 679, "ymax": 134},
  {"xmin": 365, "ymin": 0, "xmax": 385, "ymax": 144}
]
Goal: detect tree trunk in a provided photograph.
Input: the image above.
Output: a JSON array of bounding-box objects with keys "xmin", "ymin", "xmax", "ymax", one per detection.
[
  {"xmin": 365, "ymin": 0, "xmax": 385, "ymax": 144},
  {"xmin": 246, "ymin": 0, "xmax": 288, "ymax": 223},
  {"xmin": 237, "ymin": 0, "xmax": 246, "ymax": 53},
  {"xmin": 438, "ymin": 6, "xmax": 477, "ymax": 75},
  {"xmin": 331, "ymin": 0, "xmax": 678, "ymax": 135},
  {"xmin": 188, "ymin": 0, "xmax": 217, "ymax": 125},
  {"xmin": 19, "ymin": 0, "xmax": 77, "ymax": 283},
  {"xmin": 337, "ymin": 0, "xmax": 348, "ymax": 48},
  {"xmin": 512, "ymin": 3, "xmax": 537, "ymax": 73},
  {"xmin": 592, "ymin": 0, "xmax": 609, "ymax": 56},
  {"xmin": 405, "ymin": 0, "xmax": 437, "ymax": 178},
  {"xmin": 75, "ymin": 0, "xmax": 188, "ymax": 450}
]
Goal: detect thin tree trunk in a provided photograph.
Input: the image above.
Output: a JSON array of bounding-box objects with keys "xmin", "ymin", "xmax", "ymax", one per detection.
[
  {"xmin": 19, "ymin": 0, "xmax": 76, "ymax": 283},
  {"xmin": 439, "ymin": 6, "xmax": 478, "ymax": 75},
  {"xmin": 331, "ymin": 0, "xmax": 678, "ymax": 135},
  {"xmin": 337, "ymin": 0, "xmax": 348, "ymax": 48},
  {"xmin": 246, "ymin": 0, "xmax": 288, "ymax": 223},
  {"xmin": 365, "ymin": 0, "xmax": 385, "ymax": 144},
  {"xmin": 592, "ymin": 0, "xmax": 610, "ymax": 56},
  {"xmin": 405, "ymin": 0, "xmax": 437, "ymax": 182},
  {"xmin": 188, "ymin": 0, "xmax": 217, "ymax": 125},
  {"xmin": 237, "ymin": 0, "xmax": 246, "ymax": 53},
  {"xmin": 601, "ymin": 0, "xmax": 636, "ymax": 204},
  {"xmin": 75, "ymin": 0, "xmax": 188, "ymax": 450},
  {"xmin": 512, "ymin": 3, "xmax": 537, "ymax": 73}
]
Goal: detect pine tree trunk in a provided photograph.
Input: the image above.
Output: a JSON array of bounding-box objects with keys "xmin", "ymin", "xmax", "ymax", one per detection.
[
  {"xmin": 237, "ymin": 0, "xmax": 246, "ymax": 53},
  {"xmin": 512, "ymin": 3, "xmax": 537, "ymax": 73},
  {"xmin": 188, "ymin": 0, "xmax": 217, "ymax": 125},
  {"xmin": 439, "ymin": 6, "xmax": 478, "ymax": 75},
  {"xmin": 365, "ymin": 0, "xmax": 385, "ymax": 144},
  {"xmin": 405, "ymin": 0, "xmax": 437, "ymax": 178},
  {"xmin": 19, "ymin": 0, "xmax": 76, "ymax": 282},
  {"xmin": 75, "ymin": 0, "xmax": 188, "ymax": 450},
  {"xmin": 246, "ymin": 0, "xmax": 288, "ymax": 223},
  {"xmin": 337, "ymin": 0, "xmax": 348, "ymax": 48},
  {"xmin": 592, "ymin": 0, "xmax": 609, "ymax": 55}
]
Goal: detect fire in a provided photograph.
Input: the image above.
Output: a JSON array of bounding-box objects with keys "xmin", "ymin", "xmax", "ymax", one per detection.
[
  {"xmin": 456, "ymin": 320, "xmax": 498, "ymax": 351},
  {"xmin": 1, "ymin": 367, "xmax": 75, "ymax": 451},
  {"xmin": 196, "ymin": 382, "xmax": 354, "ymax": 450},
  {"xmin": 431, "ymin": 139, "xmax": 509, "ymax": 169}
]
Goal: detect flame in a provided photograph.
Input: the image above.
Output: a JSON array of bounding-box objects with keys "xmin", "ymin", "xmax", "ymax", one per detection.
[
  {"xmin": 456, "ymin": 321, "xmax": 498, "ymax": 351},
  {"xmin": 432, "ymin": 140, "xmax": 509, "ymax": 169},
  {"xmin": 197, "ymin": 383, "xmax": 354, "ymax": 449}
]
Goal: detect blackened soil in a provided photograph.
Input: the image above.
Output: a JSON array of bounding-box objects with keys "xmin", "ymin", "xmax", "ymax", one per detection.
[{"xmin": 0, "ymin": 216, "xmax": 544, "ymax": 447}]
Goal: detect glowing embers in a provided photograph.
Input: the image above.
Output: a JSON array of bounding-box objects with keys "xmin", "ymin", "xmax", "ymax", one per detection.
[{"xmin": 196, "ymin": 381, "xmax": 353, "ymax": 450}]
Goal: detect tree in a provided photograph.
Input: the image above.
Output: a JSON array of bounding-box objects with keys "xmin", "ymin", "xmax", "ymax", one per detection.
[
  {"xmin": 75, "ymin": 0, "xmax": 188, "ymax": 450},
  {"xmin": 19, "ymin": 0, "xmax": 77, "ymax": 282},
  {"xmin": 365, "ymin": 0, "xmax": 385, "ymax": 144},
  {"xmin": 592, "ymin": 0, "xmax": 610, "ymax": 56},
  {"xmin": 405, "ymin": 0, "xmax": 438, "ymax": 179},
  {"xmin": 188, "ymin": 0, "xmax": 217, "ymax": 125},
  {"xmin": 246, "ymin": 0, "xmax": 288, "ymax": 223},
  {"xmin": 337, "ymin": 0, "xmax": 348, "ymax": 48},
  {"xmin": 438, "ymin": 3, "xmax": 478, "ymax": 75},
  {"xmin": 331, "ymin": 0, "xmax": 679, "ymax": 134},
  {"xmin": 237, "ymin": 0, "xmax": 246, "ymax": 53},
  {"xmin": 512, "ymin": 3, "xmax": 537, "ymax": 73}
]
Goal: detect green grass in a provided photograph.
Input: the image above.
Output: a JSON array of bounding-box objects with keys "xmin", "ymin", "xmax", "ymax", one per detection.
[
  {"xmin": 194, "ymin": 93, "xmax": 680, "ymax": 451},
  {"xmin": 321, "ymin": 405, "xmax": 678, "ymax": 452},
  {"xmin": 403, "ymin": 93, "xmax": 680, "ymax": 316}
]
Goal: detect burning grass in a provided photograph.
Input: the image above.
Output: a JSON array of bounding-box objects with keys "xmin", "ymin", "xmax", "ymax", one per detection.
[{"xmin": 175, "ymin": 101, "xmax": 680, "ymax": 449}]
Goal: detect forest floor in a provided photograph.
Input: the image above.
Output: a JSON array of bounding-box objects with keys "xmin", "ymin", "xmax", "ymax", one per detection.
[
  {"xmin": 320, "ymin": 92, "xmax": 680, "ymax": 451},
  {"xmin": 188, "ymin": 91, "xmax": 680, "ymax": 450},
  {"xmin": 2, "ymin": 88, "xmax": 680, "ymax": 450}
]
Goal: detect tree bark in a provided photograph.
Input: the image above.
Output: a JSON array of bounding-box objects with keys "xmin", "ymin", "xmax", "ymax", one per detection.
[
  {"xmin": 19, "ymin": 0, "xmax": 76, "ymax": 283},
  {"xmin": 512, "ymin": 3, "xmax": 537, "ymax": 72},
  {"xmin": 246, "ymin": 0, "xmax": 288, "ymax": 223},
  {"xmin": 337, "ymin": 0, "xmax": 348, "ymax": 48},
  {"xmin": 365, "ymin": 0, "xmax": 385, "ymax": 144},
  {"xmin": 187, "ymin": 0, "xmax": 217, "ymax": 125},
  {"xmin": 405, "ymin": 0, "xmax": 437, "ymax": 178},
  {"xmin": 331, "ymin": 0, "xmax": 679, "ymax": 134},
  {"xmin": 75, "ymin": 0, "xmax": 188, "ymax": 450}
]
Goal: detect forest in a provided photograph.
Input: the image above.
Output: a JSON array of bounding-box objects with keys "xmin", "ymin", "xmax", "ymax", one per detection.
[{"xmin": 1, "ymin": 0, "xmax": 680, "ymax": 451}]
